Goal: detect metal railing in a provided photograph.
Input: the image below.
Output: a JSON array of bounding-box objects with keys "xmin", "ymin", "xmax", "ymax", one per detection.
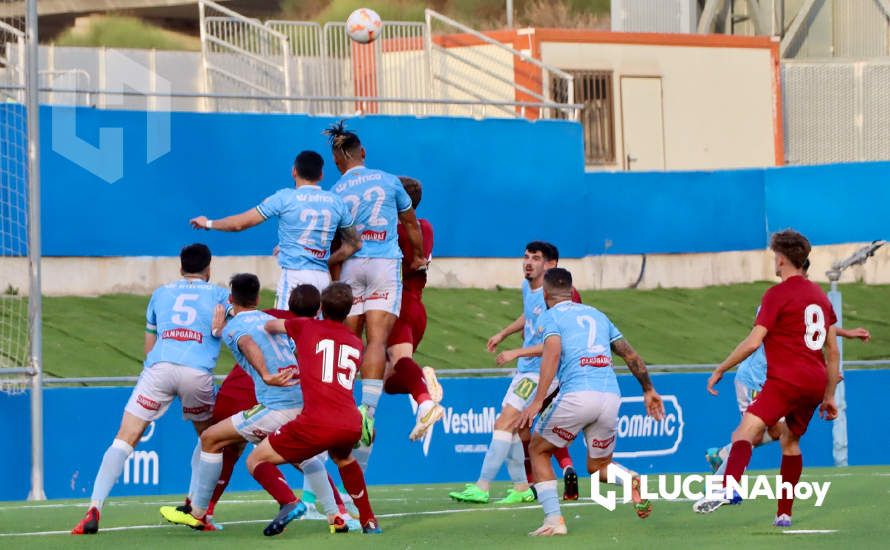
[{"xmin": 33, "ymin": 359, "xmax": 890, "ymax": 386}]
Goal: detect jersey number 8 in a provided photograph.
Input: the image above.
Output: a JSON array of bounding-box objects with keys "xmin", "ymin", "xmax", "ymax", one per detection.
[
  {"xmin": 316, "ymin": 339, "xmax": 360, "ymax": 390},
  {"xmin": 804, "ymin": 304, "xmax": 826, "ymax": 351}
]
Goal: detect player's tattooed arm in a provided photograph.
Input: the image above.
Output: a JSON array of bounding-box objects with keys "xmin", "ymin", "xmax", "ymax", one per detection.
[
  {"xmin": 328, "ymin": 226, "xmax": 362, "ymax": 267},
  {"xmin": 611, "ymin": 338, "xmax": 653, "ymax": 391}
]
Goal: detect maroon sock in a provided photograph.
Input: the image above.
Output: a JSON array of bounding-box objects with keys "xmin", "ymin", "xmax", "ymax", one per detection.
[
  {"xmin": 522, "ymin": 440, "xmax": 534, "ymax": 483},
  {"xmin": 252, "ymin": 462, "xmax": 297, "ymax": 507},
  {"xmin": 328, "ymin": 473, "xmax": 346, "ymax": 514},
  {"xmin": 722, "ymin": 441, "xmax": 754, "ymax": 488},
  {"xmin": 777, "ymin": 454, "xmax": 803, "ymax": 517},
  {"xmin": 384, "ymin": 357, "xmax": 431, "ymax": 404},
  {"xmin": 338, "ymin": 460, "xmax": 376, "ymax": 525},
  {"xmin": 554, "ymin": 447, "xmax": 573, "ymax": 471},
  {"xmin": 207, "ymin": 444, "xmax": 243, "ymax": 516}
]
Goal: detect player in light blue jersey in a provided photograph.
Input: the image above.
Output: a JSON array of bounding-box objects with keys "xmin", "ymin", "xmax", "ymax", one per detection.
[
  {"xmin": 189, "ymin": 150, "xmax": 362, "ymax": 308},
  {"xmin": 451, "ymin": 242, "xmax": 567, "ymax": 504},
  {"xmin": 323, "ymin": 121, "xmax": 426, "ymax": 470},
  {"xmin": 73, "ymin": 244, "xmax": 230, "ymax": 535},
  {"xmin": 161, "ymin": 274, "xmax": 343, "ymax": 533},
  {"xmin": 518, "ymin": 268, "xmax": 665, "ymax": 536}
]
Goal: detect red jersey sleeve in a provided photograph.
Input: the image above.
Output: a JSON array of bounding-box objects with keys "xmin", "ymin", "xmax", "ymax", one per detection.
[
  {"xmin": 264, "ymin": 308, "xmax": 295, "ymax": 320},
  {"xmin": 755, "ymin": 287, "xmax": 782, "ymax": 331},
  {"xmin": 284, "ymin": 318, "xmax": 310, "ymax": 341},
  {"xmin": 571, "ymin": 288, "xmax": 582, "ymax": 304}
]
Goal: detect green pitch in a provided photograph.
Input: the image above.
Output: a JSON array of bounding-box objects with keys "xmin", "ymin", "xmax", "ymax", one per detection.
[
  {"xmin": 39, "ymin": 283, "xmax": 890, "ymax": 379},
  {"xmin": 0, "ymin": 466, "xmax": 887, "ymax": 548}
]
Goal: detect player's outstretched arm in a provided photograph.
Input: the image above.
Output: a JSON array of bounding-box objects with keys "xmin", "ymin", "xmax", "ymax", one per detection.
[
  {"xmin": 820, "ymin": 325, "xmax": 841, "ymax": 421},
  {"xmin": 611, "ymin": 338, "xmax": 665, "ymax": 420},
  {"xmin": 328, "ymin": 226, "xmax": 362, "ymax": 267},
  {"xmin": 238, "ymin": 335, "xmax": 293, "ymax": 387},
  {"xmin": 518, "ymin": 335, "xmax": 560, "ymax": 429},
  {"xmin": 837, "ymin": 326, "xmax": 871, "ymax": 342},
  {"xmin": 398, "ymin": 208, "xmax": 427, "ymax": 271},
  {"xmin": 190, "ymin": 208, "xmax": 265, "ymax": 232},
  {"xmin": 706, "ymin": 325, "xmax": 768, "ymax": 395},
  {"xmin": 487, "ymin": 314, "xmax": 525, "ymax": 353},
  {"xmin": 495, "ymin": 344, "xmax": 543, "ymax": 366}
]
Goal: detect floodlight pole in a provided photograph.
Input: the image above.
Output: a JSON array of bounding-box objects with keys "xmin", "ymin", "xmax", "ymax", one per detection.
[
  {"xmin": 25, "ymin": 0, "xmax": 45, "ymax": 501},
  {"xmin": 824, "ymin": 240, "xmax": 886, "ymax": 467}
]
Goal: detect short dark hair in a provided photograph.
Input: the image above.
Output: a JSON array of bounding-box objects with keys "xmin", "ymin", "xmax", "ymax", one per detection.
[
  {"xmin": 230, "ymin": 273, "xmax": 260, "ymax": 307},
  {"xmin": 770, "ymin": 229, "xmax": 811, "ymax": 269},
  {"xmin": 399, "ymin": 176, "xmax": 422, "ymax": 209},
  {"xmin": 294, "ymin": 150, "xmax": 323, "ymax": 182},
  {"xmin": 803, "ymin": 258, "xmax": 811, "ymax": 272},
  {"xmin": 323, "ymin": 120, "xmax": 362, "ymax": 159},
  {"xmin": 180, "ymin": 243, "xmax": 211, "ymax": 274},
  {"xmin": 321, "ymin": 282, "xmax": 353, "ymax": 322},
  {"xmin": 288, "ymin": 284, "xmax": 321, "ymax": 318},
  {"xmin": 525, "ymin": 241, "xmax": 559, "ymax": 263},
  {"xmin": 543, "ymin": 267, "xmax": 573, "ymax": 292}
]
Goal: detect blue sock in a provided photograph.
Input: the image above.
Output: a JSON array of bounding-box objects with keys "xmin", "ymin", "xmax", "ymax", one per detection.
[
  {"xmin": 506, "ymin": 435, "xmax": 528, "ymax": 485},
  {"xmin": 191, "ymin": 451, "xmax": 223, "ymax": 515},
  {"xmin": 361, "ymin": 379, "xmax": 383, "ymax": 417},
  {"xmin": 187, "ymin": 441, "xmax": 201, "ymax": 501},
  {"xmin": 90, "ymin": 439, "xmax": 133, "ymax": 510},
  {"xmin": 535, "ymin": 480, "xmax": 561, "ymax": 518},
  {"xmin": 301, "ymin": 457, "xmax": 336, "ymax": 515},
  {"xmin": 353, "ymin": 443, "xmax": 373, "ymax": 472},
  {"xmin": 479, "ymin": 430, "xmax": 513, "ymax": 484}
]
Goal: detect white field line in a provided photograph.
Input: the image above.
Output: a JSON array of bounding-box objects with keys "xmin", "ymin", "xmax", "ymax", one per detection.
[
  {"xmin": 782, "ymin": 530, "xmax": 838, "ymax": 534},
  {"xmin": 0, "ymin": 502, "xmax": 605, "ymax": 537}
]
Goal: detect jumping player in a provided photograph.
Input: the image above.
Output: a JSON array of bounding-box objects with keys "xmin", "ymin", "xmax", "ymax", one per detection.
[
  {"xmin": 451, "ymin": 242, "xmax": 573, "ymax": 504},
  {"xmin": 518, "ymin": 267, "xmax": 665, "ymax": 536},
  {"xmin": 72, "ymin": 244, "xmax": 229, "ymax": 535},
  {"xmin": 189, "ymin": 150, "xmax": 361, "ymax": 308},
  {"xmin": 694, "ymin": 229, "xmax": 841, "ymax": 528},
  {"xmin": 383, "ymin": 176, "xmax": 444, "ymax": 441},
  {"xmin": 159, "ymin": 274, "xmax": 342, "ymax": 533},
  {"xmin": 323, "ymin": 122, "xmax": 426, "ymax": 464},
  {"xmin": 250, "ymin": 283, "xmax": 381, "ymax": 535}
]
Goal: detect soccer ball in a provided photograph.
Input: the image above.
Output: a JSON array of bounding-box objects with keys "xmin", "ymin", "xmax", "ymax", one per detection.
[{"xmin": 346, "ymin": 8, "xmax": 383, "ymax": 44}]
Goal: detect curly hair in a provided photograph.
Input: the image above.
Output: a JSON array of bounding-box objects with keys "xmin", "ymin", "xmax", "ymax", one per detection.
[
  {"xmin": 770, "ymin": 229, "xmax": 811, "ymax": 269},
  {"xmin": 322, "ymin": 120, "xmax": 362, "ymax": 159}
]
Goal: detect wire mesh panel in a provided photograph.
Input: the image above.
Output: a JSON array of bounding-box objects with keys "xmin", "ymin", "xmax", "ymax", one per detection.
[
  {"xmin": 323, "ymin": 22, "xmax": 383, "ymax": 116},
  {"xmin": 199, "ymin": 0, "xmax": 291, "ymax": 113},
  {"xmin": 862, "ymin": 61, "xmax": 890, "ymax": 161},
  {"xmin": 782, "ymin": 62, "xmax": 857, "ymax": 164},
  {"xmin": 0, "ymin": 2, "xmax": 29, "ymax": 393},
  {"xmin": 265, "ymin": 21, "xmax": 326, "ymax": 114}
]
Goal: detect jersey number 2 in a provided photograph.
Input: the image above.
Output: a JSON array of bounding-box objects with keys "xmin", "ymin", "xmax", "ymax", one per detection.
[
  {"xmin": 316, "ymin": 339, "xmax": 360, "ymax": 390},
  {"xmin": 804, "ymin": 304, "xmax": 826, "ymax": 351}
]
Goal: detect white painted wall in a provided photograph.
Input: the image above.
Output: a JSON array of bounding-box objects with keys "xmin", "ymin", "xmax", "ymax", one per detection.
[{"xmin": 2, "ymin": 244, "xmax": 886, "ymax": 296}]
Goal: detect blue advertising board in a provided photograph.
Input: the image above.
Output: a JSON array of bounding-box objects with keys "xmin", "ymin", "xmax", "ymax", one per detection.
[{"xmin": 1, "ymin": 369, "xmax": 888, "ymax": 501}]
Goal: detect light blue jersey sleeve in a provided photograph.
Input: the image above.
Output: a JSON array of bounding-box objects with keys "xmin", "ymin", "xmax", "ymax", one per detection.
[
  {"xmin": 517, "ymin": 279, "xmax": 546, "ymax": 374},
  {"xmin": 145, "ymin": 290, "xmax": 159, "ymax": 332},
  {"xmin": 335, "ymin": 194, "xmax": 354, "ymax": 229},
  {"xmin": 256, "ymin": 189, "xmax": 288, "ymax": 219},
  {"xmin": 394, "ymin": 181, "xmax": 412, "ymax": 214}
]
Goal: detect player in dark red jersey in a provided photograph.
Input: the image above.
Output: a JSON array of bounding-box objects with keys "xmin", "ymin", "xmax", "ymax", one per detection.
[
  {"xmin": 694, "ymin": 229, "xmax": 841, "ymax": 528},
  {"xmin": 248, "ymin": 283, "xmax": 381, "ymax": 535},
  {"xmin": 382, "ymin": 176, "xmax": 444, "ymax": 442}
]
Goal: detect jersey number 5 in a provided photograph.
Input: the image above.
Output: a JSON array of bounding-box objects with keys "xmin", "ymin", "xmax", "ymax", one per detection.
[
  {"xmin": 171, "ymin": 294, "xmax": 199, "ymax": 326},
  {"xmin": 804, "ymin": 304, "xmax": 826, "ymax": 351},
  {"xmin": 316, "ymin": 339, "xmax": 360, "ymax": 390}
]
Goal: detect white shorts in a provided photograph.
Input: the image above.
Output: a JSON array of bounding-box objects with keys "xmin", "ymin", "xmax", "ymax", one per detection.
[
  {"xmin": 230, "ymin": 404, "xmax": 300, "ymax": 444},
  {"xmin": 535, "ymin": 390, "xmax": 620, "ymax": 458},
  {"xmin": 735, "ymin": 379, "xmax": 759, "ymax": 415},
  {"xmin": 276, "ymin": 268, "xmax": 332, "ymax": 310},
  {"xmin": 125, "ymin": 362, "xmax": 215, "ymax": 422},
  {"xmin": 501, "ymin": 372, "xmax": 559, "ymax": 412},
  {"xmin": 340, "ymin": 257, "xmax": 402, "ymax": 316}
]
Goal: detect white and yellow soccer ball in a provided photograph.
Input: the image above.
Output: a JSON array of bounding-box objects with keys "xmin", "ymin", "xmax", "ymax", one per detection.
[{"xmin": 346, "ymin": 8, "xmax": 383, "ymax": 44}]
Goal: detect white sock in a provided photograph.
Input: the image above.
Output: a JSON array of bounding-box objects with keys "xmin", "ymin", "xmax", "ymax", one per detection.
[{"xmin": 90, "ymin": 439, "xmax": 133, "ymax": 510}]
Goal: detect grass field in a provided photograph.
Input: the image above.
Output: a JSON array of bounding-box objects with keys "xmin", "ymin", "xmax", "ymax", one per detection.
[
  {"xmin": 0, "ymin": 467, "xmax": 887, "ymax": 548},
  {"xmin": 39, "ymin": 283, "xmax": 890, "ymax": 379}
]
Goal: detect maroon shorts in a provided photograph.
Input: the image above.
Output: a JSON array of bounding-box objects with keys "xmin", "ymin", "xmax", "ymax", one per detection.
[
  {"xmin": 212, "ymin": 365, "xmax": 257, "ymax": 423},
  {"xmin": 746, "ymin": 378, "xmax": 823, "ymax": 436},
  {"xmin": 268, "ymin": 415, "xmax": 362, "ymax": 464},
  {"xmin": 388, "ymin": 293, "xmax": 427, "ymax": 350}
]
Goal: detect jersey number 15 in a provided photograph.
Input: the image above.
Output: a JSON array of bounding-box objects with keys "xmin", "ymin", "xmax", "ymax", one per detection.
[{"xmin": 316, "ymin": 339, "xmax": 360, "ymax": 390}]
